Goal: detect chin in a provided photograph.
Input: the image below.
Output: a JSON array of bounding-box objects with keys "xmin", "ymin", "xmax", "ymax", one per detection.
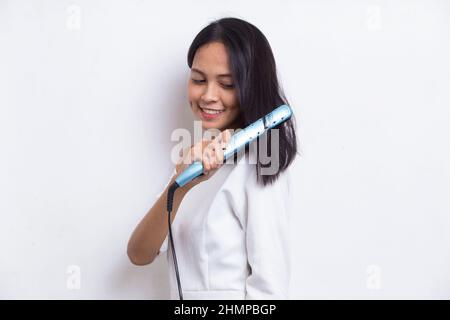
[{"xmin": 202, "ymin": 122, "xmax": 223, "ymax": 131}]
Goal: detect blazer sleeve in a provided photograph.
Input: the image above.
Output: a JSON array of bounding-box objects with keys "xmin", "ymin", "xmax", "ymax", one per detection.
[
  {"xmin": 155, "ymin": 168, "xmax": 177, "ymax": 257},
  {"xmin": 244, "ymin": 169, "xmax": 291, "ymax": 299}
]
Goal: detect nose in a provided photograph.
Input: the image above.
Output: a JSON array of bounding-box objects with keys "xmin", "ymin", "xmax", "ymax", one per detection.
[{"xmin": 200, "ymin": 82, "xmax": 220, "ymax": 103}]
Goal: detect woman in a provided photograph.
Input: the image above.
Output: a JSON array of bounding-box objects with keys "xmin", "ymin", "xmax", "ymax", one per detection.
[{"xmin": 127, "ymin": 17, "xmax": 298, "ymax": 300}]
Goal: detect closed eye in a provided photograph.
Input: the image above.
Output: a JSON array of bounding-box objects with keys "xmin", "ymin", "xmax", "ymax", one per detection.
[{"xmin": 191, "ymin": 79, "xmax": 234, "ymax": 89}]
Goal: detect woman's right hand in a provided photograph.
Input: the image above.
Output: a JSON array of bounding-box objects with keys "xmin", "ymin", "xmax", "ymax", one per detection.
[{"xmin": 175, "ymin": 129, "xmax": 232, "ymax": 188}]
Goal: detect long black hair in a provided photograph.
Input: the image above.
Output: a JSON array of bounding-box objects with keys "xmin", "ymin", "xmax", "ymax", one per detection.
[{"xmin": 187, "ymin": 17, "xmax": 299, "ymax": 186}]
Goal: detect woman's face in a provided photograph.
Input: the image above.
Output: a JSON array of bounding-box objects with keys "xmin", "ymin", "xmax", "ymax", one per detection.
[{"xmin": 188, "ymin": 41, "xmax": 241, "ymax": 131}]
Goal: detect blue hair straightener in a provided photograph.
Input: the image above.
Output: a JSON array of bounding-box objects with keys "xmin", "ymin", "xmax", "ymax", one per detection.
[{"xmin": 174, "ymin": 104, "xmax": 293, "ymax": 188}]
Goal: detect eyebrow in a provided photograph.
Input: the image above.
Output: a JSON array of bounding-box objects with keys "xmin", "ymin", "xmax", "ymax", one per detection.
[{"xmin": 191, "ymin": 68, "xmax": 232, "ymax": 78}]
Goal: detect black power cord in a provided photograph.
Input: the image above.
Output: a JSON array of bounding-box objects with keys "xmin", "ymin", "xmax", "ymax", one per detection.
[{"xmin": 166, "ymin": 182, "xmax": 183, "ymax": 300}]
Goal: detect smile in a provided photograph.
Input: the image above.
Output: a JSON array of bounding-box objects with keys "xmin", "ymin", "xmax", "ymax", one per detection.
[
  {"xmin": 200, "ymin": 106, "xmax": 225, "ymax": 114},
  {"xmin": 199, "ymin": 106, "xmax": 225, "ymax": 119}
]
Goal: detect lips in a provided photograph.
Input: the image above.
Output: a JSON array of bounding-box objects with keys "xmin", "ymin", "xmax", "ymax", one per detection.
[{"xmin": 199, "ymin": 106, "xmax": 225, "ymax": 119}]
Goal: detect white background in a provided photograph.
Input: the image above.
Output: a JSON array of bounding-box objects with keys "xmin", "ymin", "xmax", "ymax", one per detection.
[{"xmin": 1, "ymin": 0, "xmax": 449, "ymax": 299}]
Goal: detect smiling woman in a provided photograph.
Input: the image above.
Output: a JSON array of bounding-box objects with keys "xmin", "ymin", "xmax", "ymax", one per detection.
[{"xmin": 128, "ymin": 17, "xmax": 298, "ymax": 301}]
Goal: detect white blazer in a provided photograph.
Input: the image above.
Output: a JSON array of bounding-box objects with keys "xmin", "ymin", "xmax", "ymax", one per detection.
[{"xmin": 155, "ymin": 144, "xmax": 292, "ymax": 300}]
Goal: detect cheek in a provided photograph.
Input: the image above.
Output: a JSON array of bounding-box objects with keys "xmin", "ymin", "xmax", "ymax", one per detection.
[
  {"xmin": 223, "ymin": 92, "xmax": 239, "ymax": 111},
  {"xmin": 187, "ymin": 83, "xmax": 201, "ymax": 102}
]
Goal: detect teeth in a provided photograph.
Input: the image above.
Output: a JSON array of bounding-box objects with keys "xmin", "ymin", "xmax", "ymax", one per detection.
[{"xmin": 201, "ymin": 108, "xmax": 224, "ymax": 114}]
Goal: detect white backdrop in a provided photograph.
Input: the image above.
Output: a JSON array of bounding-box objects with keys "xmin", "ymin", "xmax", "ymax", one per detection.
[{"xmin": 1, "ymin": 0, "xmax": 449, "ymax": 299}]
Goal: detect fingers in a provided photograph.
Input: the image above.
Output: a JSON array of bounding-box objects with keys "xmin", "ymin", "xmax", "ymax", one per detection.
[
  {"xmin": 216, "ymin": 129, "xmax": 231, "ymax": 164},
  {"xmin": 203, "ymin": 144, "xmax": 216, "ymax": 174},
  {"xmin": 188, "ymin": 139, "xmax": 211, "ymax": 174},
  {"xmin": 202, "ymin": 130, "xmax": 232, "ymax": 174},
  {"xmin": 222, "ymin": 129, "xmax": 232, "ymax": 144},
  {"xmin": 215, "ymin": 129, "xmax": 231, "ymax": 146},
  {"xmin": 184, "ymin": 130, "xmax": 233, "ymax": 177},
  {"xmin": 201, "ymin": 139, "xmax": 213, "ymax": 173}
]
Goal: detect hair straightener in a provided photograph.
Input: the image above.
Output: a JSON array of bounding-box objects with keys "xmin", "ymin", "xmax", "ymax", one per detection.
[{"xmin": 166, "ymin": 104, "xmax": 293, "ymax": 300}]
